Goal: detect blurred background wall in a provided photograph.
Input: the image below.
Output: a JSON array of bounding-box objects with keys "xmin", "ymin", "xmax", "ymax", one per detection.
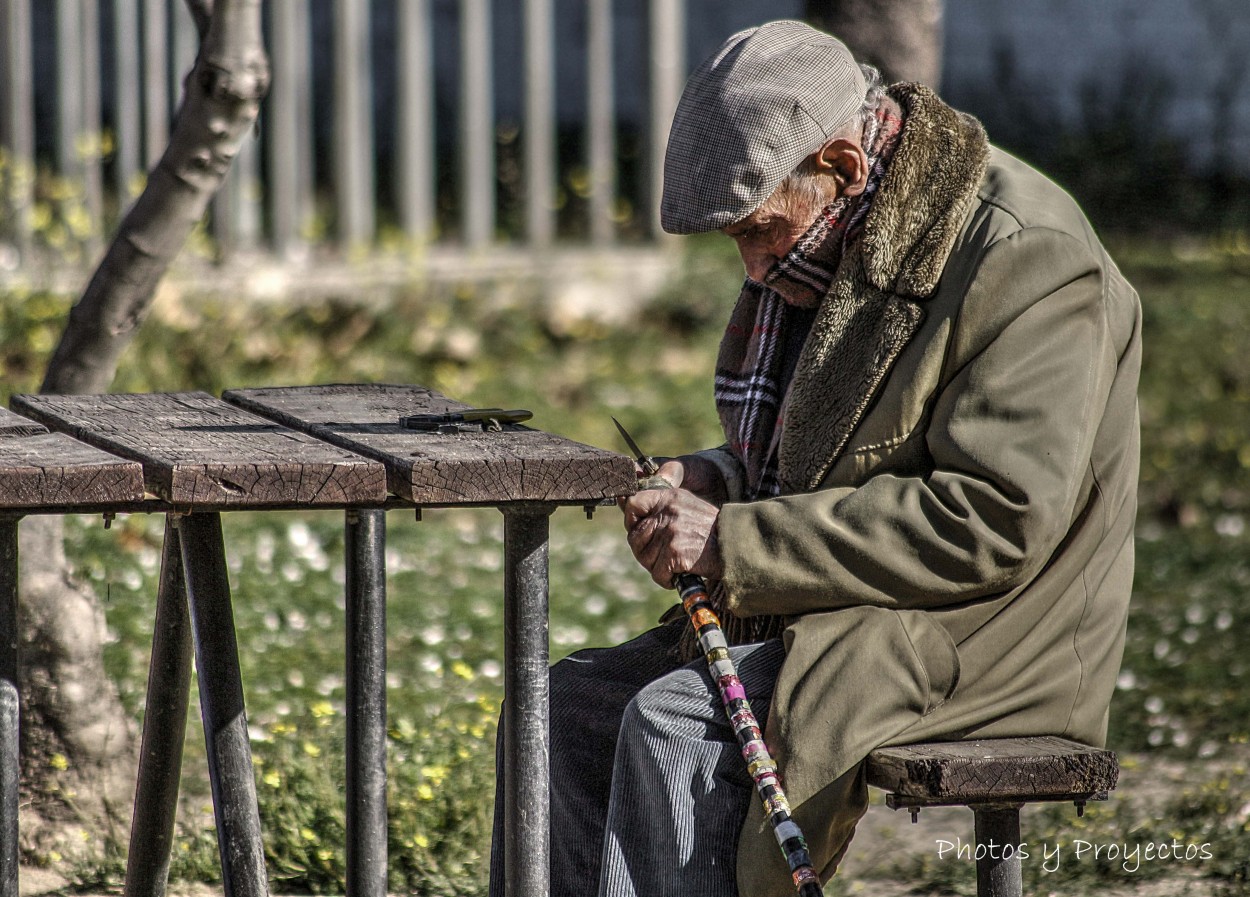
[{"xmin": 1, "ymin": 0, "xmax": 1246, "ymax": 268}]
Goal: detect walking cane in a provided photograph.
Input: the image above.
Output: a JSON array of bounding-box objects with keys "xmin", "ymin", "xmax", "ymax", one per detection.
[{"xmin": 613, "ymin": 419, "xmax": 823, "ymax": 897}]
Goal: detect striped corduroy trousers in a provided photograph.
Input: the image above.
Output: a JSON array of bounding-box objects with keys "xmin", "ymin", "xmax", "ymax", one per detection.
[{"xmin": 489, "ymin": 619, "xmax": 787, "ymax": 897}]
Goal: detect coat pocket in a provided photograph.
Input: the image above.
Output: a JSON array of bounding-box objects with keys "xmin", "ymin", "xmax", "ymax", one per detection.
[
  {"xmin": 769, "ymin": 606, "xmax": 962, "ymax": 807},
  {"xmin": 896, "ymin": 607, "xmax": 961, "ymax": 713}
]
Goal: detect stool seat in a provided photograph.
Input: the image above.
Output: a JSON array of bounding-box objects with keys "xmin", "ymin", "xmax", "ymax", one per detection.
[
  {"xmin": 866, "ymin": 734, "xmax": 1118, "ymax": 809},
  {"xmin": 864, "ymin": 736, "xmax": 1119, "ymax": 897}
]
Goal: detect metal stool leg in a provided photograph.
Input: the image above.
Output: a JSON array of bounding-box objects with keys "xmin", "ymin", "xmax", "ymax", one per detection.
[
  {"xmin": 346, "ymin": 509, "xmax": 387, "ymax": 897},
  {"xmin": 501, "ymin": 504, "xmax": 553, "ymax": 897},
  {"xmin": 973, "ymin": 805, "xmax": 1023, "ymax": 897},
  {"xmin": 178, "ymin": 513, "xmax": 268, "ymax": 897},
  {"xmin": 125, "ymin": 518, "xmax": 194, "ymax": 897},
  {"xmin": 0, "ymin": 516, "xmax": 21, "ymax": 897}
]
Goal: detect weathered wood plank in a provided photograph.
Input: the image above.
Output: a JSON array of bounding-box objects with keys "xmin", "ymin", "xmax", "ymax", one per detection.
[
  {"xmin": 223, "ymin": 384, "xmax": 637, "ymax": 505},
  {"xmin": 0, "ymin": 407, "xmax": 47, "ymax": 438},
  {"xmin": 11, "ymin": 392, "xmax": 387, "ymax": 509},
  {"xmin": 866, "ymin": 736, "xmax": 1119, "ymax": 806},
  {"xmin": 0, "ymin": 431, "xmax": 144, "ymax": 509}
]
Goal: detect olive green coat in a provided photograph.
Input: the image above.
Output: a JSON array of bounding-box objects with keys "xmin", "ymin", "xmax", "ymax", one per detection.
[{"xmin": 709, "ymin": 85, "xmax": 1142, "ymax": 893}]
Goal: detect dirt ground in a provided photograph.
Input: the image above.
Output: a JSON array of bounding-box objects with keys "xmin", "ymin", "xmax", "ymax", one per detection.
[
  {"xmin": 14, "ymin": 760, "xmax": 1221, "ymax": 897},
  {"xmin": 16, "ymin": 806, "xmax": 1214, "ymax": 897}
]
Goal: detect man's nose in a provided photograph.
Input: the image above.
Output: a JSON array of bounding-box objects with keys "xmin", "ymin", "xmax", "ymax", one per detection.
[{"xmin": 740, "ymin": 247, "xmax": 776, "ymax": 283}]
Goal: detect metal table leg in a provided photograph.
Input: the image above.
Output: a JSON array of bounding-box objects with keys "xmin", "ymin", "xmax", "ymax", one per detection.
[
  {"xmin": 974, "ymin": 805, "xmax": 1023, "ymax": 897},
  {"xmin": 178, "ymin": 513, "xmax": 268, "ymax": 897},
  {"xmin": 500, "ymin": 504, "xmax": 554, "ymax": 897},
  {"xmin": 0, "ymin": 516, "xmax": 21, "ymax": 897},
  {"xmin": 125, "ymin": 518, "xmax": 194, "ymax": 897},
  {"xmin": 345, "ymin": 509, "xmax": 387, "ymax": 897}
]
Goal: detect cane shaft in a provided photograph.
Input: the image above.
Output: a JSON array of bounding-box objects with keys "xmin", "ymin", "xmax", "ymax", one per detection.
[
  {"xmin": 674, "ymin": 574, "xmax": 822, "ymax": 896},
  {"xmin": 614, "ymin": 417, "xmax": 822, "ymax": 896}
]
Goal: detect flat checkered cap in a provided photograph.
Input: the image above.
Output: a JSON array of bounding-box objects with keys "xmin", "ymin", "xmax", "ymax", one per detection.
[{"xmin": 661, "ymin": 20, "xmax": 867, "ymax": 234}]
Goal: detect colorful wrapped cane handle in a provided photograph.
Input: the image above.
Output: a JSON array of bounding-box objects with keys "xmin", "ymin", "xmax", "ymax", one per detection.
[{"xmin": 673, "ymin": 573, "xmax": 823, "ymax": 897}]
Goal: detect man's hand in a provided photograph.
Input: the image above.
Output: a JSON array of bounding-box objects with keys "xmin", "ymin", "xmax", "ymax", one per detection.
[
  {"xmin": 646, "ymin": 455, "xmax": 729, "ymax": 506},
  {"xmin": 621, "ymin": 487, "xmax": 723, "ymax": 588}
]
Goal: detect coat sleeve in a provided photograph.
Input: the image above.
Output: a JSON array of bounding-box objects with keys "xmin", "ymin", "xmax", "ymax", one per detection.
[
  {"xmin": 718, "ymin": 227, "xmax": 1115, "ymax": 617},
  {"xmin": 689, "ymin": 444, "xmax": 747, "ymax": 503}
]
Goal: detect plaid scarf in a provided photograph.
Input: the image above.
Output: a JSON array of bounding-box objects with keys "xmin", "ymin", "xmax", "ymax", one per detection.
[
  {"xmin": 680, "ymin": 97, "xmax": 905, "ymax": 656},
  {"xmin": 715, "ymin": 96, "xmax": 904, "ymax": 501}
]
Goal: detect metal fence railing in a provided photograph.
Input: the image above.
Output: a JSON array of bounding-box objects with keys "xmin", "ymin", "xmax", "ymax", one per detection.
[{"xmin": 0, "ymin": 0, "xmax": 689, "ymax": 266}]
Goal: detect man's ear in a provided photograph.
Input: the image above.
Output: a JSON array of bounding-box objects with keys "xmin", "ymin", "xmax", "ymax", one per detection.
[{"xmin": 811, "ymin": 138, "xmax": 869, "ymax": 197}]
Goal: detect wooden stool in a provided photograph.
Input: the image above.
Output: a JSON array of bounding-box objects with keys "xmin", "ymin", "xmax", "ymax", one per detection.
[{"xmin": 866, "ymin": 736, "xmax": 1119, "ymax": 897}]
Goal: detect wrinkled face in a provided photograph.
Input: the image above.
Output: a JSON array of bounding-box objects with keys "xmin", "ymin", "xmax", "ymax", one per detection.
[
  {"xmin": 720, "ymin": 173, "xmax": 842, "ymax": 297},
  {"xmin": 719, "ymin": 135, "xmax": 868, "ymax": 302}
]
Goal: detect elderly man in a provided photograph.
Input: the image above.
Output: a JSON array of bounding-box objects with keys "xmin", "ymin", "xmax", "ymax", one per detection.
[{"xmin": 491, "ymin": 19, "xmax": 1140, "ymax": 897}]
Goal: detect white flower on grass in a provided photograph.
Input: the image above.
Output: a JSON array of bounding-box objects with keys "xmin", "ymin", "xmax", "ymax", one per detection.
[
  {"xmin": 475, "ymin": 548, "xmax": 502, "ymax": 572},
  {"xmin": 255, "ymin": 530, "xmax": 276, "ymax": 572},
  {"xmin": 287, "ymin": 520, "xmax": 312, "ymax": 549},
  {"xmin": 552, "ymin": 624, "xmax": 589, "ymax": 647},
  {"xmin": 138, "ymin": 545, "xmax": 160, "ymax": 575},
  {"xmin": 1215, "ymin": 514, "xmax": 1245, "ymax": 538}
]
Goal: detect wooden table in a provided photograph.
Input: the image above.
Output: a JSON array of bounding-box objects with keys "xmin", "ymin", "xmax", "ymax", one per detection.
[{"xmin": 0, "ymin": 385, "xmax": 634, "ymax": 897}]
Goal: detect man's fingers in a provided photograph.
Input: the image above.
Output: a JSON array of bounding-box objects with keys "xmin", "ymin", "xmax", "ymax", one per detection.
[
  {"xmin": 654, "ymin": 459, "xmax": 685, "ymax": 488},
  {"xmin": 621, "ymin": 486, "xmax": 719, "ymax": 586},
  {"xmin": 626, "ymin": 505, "xmax": 665, "ymax": 556},
  {"xmin": 621, "ymin": 487, "xmax": 670, "ymax": 530},
  {"xmin": 624, "ymin": 497, "xmax": 676, "ymax": 585}
]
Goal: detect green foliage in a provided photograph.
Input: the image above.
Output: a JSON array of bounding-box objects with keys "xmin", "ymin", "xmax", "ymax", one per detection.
[
  {"xmin": 1125, "ymin": 240, "xmax": 1250, "ymax": 523},
  {"xmin": 0, "ymin": 286, "xmax": 66, "ymax": 395},
  {"xmin": 1116, "ymin": 527, "xmax": 1250, "ymax": 758},
  {"xmin": 951, "ymin": 48, "xmax": 1250, "ymax": 235},
  {"xmin": 5, "ymin": 233, "xmax": 1249, "ymax": 894},
  {"xmin": 0, "ymin": 149, "xmax": 104, "ymax": 266}
]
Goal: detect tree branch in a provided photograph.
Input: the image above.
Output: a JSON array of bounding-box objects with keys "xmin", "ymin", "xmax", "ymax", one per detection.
[
  {"xmin": 184, "ymin": 0, "xmax": 214, "ymax": 41},
  {"xmin": 41, "ymin": 0, "xmax": 268, "ymax": 395}
]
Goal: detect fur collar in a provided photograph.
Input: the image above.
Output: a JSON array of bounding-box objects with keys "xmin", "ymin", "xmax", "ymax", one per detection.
[
  {"xmin": 861, "ymin": 83, "xmax": 990, "ymax": 297},
  {"xmin": 778, "ymin": 85, "xmax": 989, "ymax": 490}
]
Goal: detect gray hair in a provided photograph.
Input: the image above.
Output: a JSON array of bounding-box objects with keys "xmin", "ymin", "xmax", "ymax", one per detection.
[
  {"xmin": 759, "ymin": 65, "xmax": 886, "ymax": 217},
  {"xmin": 827, "ymin": 64, "xmax": 886, "ymax": 151}
]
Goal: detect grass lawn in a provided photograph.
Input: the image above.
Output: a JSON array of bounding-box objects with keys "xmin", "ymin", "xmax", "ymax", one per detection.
[{"xmin": 4, "ymin": 233, "xmax": 1249, "ymax": 893}]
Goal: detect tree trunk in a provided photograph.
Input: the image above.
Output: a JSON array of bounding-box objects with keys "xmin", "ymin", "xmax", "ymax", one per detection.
[
  {"xmin": 21, "ymin": 0, "xmax": 269, "ymax": 855},
  {"xmin": 804, "ymin": 0, "xmax": 945, "ymax": 88}
]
